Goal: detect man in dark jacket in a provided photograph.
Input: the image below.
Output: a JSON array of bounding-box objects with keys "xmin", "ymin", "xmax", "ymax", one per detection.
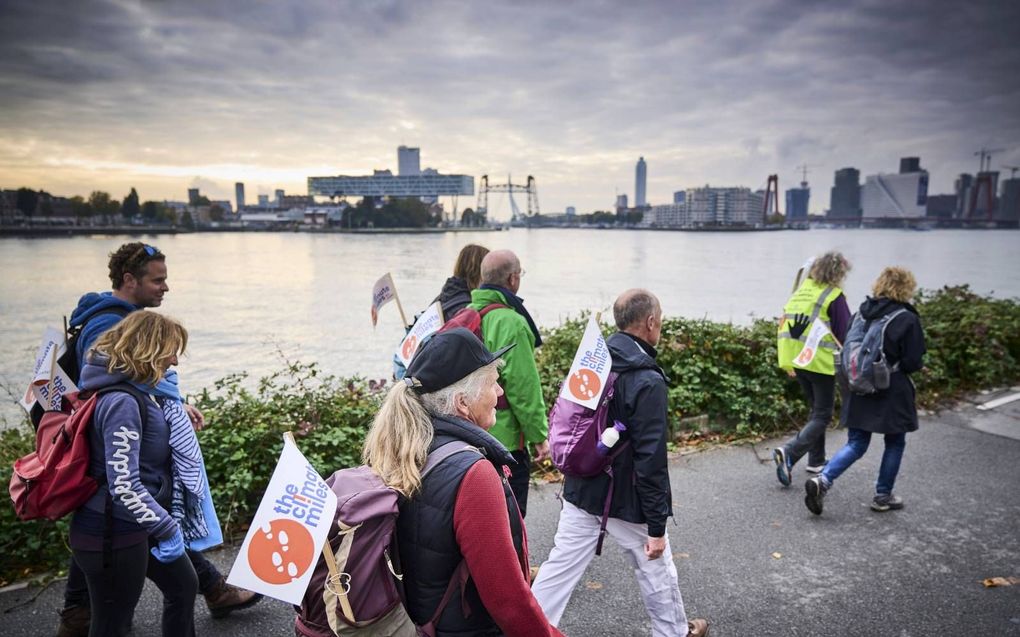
[
  {"xmin": 532, "ymin": 289, "xmax": 709, "ymax": 637},
  {"xmin": 805, "ymin": 267, "xmax": 927, "ymax": 516},
  {"xmin": 57, "ymin": 242, "xmax": 261, "ymax": 637}
]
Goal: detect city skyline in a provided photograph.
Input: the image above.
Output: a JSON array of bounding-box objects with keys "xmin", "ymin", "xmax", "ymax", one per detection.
[{"xmin": 1, "ymin": 0, "xmax": 1018, "ymax": 216}]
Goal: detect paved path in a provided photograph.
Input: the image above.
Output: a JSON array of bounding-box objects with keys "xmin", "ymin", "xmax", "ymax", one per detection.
[{"xmin": 3, "ymin": 394, "xmax": 1019, "ymax": 636}]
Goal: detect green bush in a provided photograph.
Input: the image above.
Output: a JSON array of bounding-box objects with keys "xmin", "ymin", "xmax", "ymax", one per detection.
[{"xmin": 3, "ymin": 285, "xmax": 1019, "ymax": 582}]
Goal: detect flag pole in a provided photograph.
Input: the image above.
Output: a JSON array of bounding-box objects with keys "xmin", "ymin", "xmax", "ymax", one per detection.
[{"xmin": 392, "ymin": 281, "xmax": 409, "ymax": 328}]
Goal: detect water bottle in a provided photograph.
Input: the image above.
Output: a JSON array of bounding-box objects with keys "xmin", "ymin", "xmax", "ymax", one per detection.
[{"xmin": 596, "ymin": 421, "xmax": 627, "ymax": 455}]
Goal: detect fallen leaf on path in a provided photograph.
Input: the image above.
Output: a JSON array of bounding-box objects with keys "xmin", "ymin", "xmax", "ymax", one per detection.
[
  {"xmin": 674, "ymin": 552, "xmax": 690, "ymax": 560},
  {"xmin": 982, "ymin": 577, "xmax": 1019, "ymax": 588},
  {"xmin": 772, "ymin": 552, "xmax": 782, "ymax": 559},
  {"xmin": 585, "ymin": 581, "xmax": 603, "ymax": 590}
]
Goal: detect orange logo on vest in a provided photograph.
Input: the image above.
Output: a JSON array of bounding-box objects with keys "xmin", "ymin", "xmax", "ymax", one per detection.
[
  {"xmin": 247, "ymin": 518, "xmax": 315, "ymax": 585},
  {"xmin": 568, "ymin": 368, "xmax": 601, "ymax": 402}
]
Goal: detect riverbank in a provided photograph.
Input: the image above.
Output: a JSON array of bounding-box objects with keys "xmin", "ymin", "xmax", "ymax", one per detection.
[{"xmin": 0, "ymin": 224, "xmax": 507, "ymax": 237}]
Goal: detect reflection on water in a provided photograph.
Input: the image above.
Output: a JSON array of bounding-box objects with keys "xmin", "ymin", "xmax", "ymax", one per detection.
[{"xmin": 1, "ymin": 228, "xmax": 1017, "ymax": 426}]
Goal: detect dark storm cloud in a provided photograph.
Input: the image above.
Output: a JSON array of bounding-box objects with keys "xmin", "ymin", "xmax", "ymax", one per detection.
[{"xmin": 0, "ymin": 0, "xmax": 1017, "ymax": 210}]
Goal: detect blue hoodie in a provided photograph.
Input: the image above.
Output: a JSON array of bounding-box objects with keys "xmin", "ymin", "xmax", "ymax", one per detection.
[
  {"xmin": 69, "ymin": 292, "xmax": 139, "ymax": 370},
  {"xmin": 70, "ymin": 354, "xmax": 178, "ymax": 548}
]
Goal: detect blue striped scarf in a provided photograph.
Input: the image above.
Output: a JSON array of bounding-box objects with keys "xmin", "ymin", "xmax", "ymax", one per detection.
[{"xmin": 131, "ymin": 370, "xmax": 210, "ymax": 543}]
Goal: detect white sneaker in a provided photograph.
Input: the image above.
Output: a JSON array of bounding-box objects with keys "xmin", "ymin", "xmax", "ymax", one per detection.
[{"xmin": 804, "ymin": 460, "xmax": 828, "ymax": 474}]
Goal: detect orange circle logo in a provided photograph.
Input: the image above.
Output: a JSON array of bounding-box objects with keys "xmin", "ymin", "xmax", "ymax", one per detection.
[
  {"xmin": 402, "ymin": 334, "xmax": 419, "ymax": 360},
  {"xmin": 247, "ymin": 518, "xmax": 315, "ymax": 585},
  {"xmin": 568, "ymin": 369, "xmax": 601, "ymax": 401}
]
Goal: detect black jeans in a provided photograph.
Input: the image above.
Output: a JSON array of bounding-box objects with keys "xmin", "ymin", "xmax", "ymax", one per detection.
[
  {"xmin": 64, "ymin": 549, "xmax": 221, "ymax": 608},
  {"xmin": 508, "ymin": 447, "xmax": 531, "ymax": 518},
  {"xmin": 72, "ymin": 541, "xmax": 197, "ymax": 637},
  {"xmin": 783, "ymin": 369, "xmax": 835, "ymax": 467}
]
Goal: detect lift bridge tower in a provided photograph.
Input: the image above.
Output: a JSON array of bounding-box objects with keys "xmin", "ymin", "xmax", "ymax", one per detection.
[{"xmin": 477, "ymin": 175, "xmax": 540, "ymax": 223}]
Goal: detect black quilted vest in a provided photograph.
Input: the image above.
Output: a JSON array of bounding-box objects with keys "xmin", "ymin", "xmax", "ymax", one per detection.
[{"xmin": 397, "ymin": 414, "xmax": 523, "ymax": 636}]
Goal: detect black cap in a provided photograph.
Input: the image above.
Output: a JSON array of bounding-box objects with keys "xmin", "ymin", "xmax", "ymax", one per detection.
[{"xmin": 405, "ymin": 328, "xmax": 515, "ymax": 394}]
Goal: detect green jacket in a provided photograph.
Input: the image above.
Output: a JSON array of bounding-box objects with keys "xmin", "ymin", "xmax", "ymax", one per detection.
[{"xmin": 469, "ymin": 288, "xmax": 548, "ymax": 451}]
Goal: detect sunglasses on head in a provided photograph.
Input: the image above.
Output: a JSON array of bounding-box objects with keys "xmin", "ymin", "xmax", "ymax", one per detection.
[{"xmin": 142, "ymin": 244, "xmax": 160, "ymax": 257}]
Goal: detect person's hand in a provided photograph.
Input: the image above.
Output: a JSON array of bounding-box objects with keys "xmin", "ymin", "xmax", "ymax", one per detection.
[
  {"xmin": 151, "ymin": 527, "xmax": 185, "ymax": 564},
  {"xmin": 788, "ymin": 313, "xmax": 811, "ymax": 339},
  {"xmin": 644, "ymin": 535, "xmax": 666, "ymax": 560},
  {"xmin": 184, "ymin": 403, "xmax": 206, "ymax": 431},
  {"xmin": 532, "ymin": 440, "xmax": 550, "ymax": 463}
]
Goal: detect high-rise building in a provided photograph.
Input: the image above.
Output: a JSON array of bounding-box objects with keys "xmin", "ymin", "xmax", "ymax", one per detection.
[
  {"xmin": 235, "ymin": 182, "xmax": 245, "ymax": 210},
  {"xmin": 967, "ymin": 171, "xmax": 1000, "ymax": 219},
  {"xmin": 1000, "ymin": 178, "xmax": 1020, "ymax": 221},
  {"xmin": 258, "ymin": 194, "xmax": 269, "ymax": 207},
  {"xmin": 899, "ymin": 157, "xmax": 921, "ymax": 174},
  {"xmin": 861, "ymin": 166, "xmax": 929, "ymax": 219},
  {"xmin": 685, "ymin": 186, "xmax": 764, "ymax": 226},
  {"xmin": 785, "ymin": 182, "xmax": 810, "ymax": 220},
  {"xmin": 275, "ymin": 189, "xmax": 285, "ymax": 205},
  {"xmin": 187, "ymin": 188, "xmax": 200, "ymax": 205},
  {"xmin": 398, "ymin": 146, "xmax": 421, "ymax": 176},
  {"xmin": 829, "ymin": 168, "xmax": 861, "ymax": 220},
  {"xmin": 954, "ymin": 173, "xmax": 974, "ymax": 218},
  {"xmin": 635, "ymin": 157, "xmax": 647, "ymax": 208},
  {"xmin": 673, "ymin": 191, "xmax": 686, "ymax": 205},
  {"xmin": 615, "ymin": 194, "xmax": 628, "ymax": 212},
  {"xmin": 565, "ymin": 206, "xmax": 576, "ymax": 216}
]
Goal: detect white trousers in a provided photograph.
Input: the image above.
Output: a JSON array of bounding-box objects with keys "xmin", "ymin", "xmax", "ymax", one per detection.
[{"xmin": 532, "ymin": 500, "xmax": 689, "ymax": 637}]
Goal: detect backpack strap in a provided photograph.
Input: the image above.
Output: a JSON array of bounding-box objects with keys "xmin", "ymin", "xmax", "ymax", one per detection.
[
  {"xmin": 878, "ymin": 309, "xmax": 909, "ymax": 371},
  {"xmin": 477, "ymin": 303, "xmax": 509, "ymax": 319}
]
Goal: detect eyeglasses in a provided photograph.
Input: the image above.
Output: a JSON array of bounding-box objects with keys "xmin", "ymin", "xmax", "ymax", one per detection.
[{"xmin": 516, "ymin": 269, "xmax": 526, "ymax": 278}]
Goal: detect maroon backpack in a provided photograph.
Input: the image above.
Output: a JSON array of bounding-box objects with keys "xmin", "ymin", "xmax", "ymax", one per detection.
[
  {"xmin": 295, "ymin": 442, "xmax": 481, "ymax": 637},
  {"xmin": 10, "ymin": 384, "xmax": 148, "ymax": 521}
]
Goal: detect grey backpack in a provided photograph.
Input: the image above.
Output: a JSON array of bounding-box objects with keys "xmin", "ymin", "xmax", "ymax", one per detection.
[{"xmin": 836, "ymin": 309, "xmax": 908, "ymax": 395}]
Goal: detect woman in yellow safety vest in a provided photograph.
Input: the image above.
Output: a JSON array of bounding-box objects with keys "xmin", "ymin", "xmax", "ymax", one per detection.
[{"xmin": 773, "ymin": 251, "xmax": 852, "ymax": 487}]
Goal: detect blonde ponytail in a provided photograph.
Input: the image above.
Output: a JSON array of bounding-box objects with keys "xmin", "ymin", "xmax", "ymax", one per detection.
[{"xmin": 362, "ymin": 382, "xmax": 434, "ymax": 497}]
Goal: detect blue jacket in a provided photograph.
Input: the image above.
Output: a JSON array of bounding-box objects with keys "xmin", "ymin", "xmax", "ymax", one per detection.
[
  {"xmin": 69, "ymin": 292, "xmax": 138, "ymax": 368},
  {"xmin": 72, "ymin": 355, "xmax": 178, "ymax": 541}
]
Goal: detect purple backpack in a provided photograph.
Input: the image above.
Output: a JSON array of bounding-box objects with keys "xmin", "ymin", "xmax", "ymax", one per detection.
[
  {"xmin": 295, "ymin": 442, "xmax": 478, "ymax": 637},
  {"xmin": 548, "ymin": 371, "xmax": 627, "ymax": 554}
]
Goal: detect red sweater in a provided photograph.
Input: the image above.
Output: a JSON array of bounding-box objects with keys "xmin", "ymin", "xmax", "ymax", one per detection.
[{"xmin": 452, "ymin": 461, "xmax": 564, "ymax": 637}]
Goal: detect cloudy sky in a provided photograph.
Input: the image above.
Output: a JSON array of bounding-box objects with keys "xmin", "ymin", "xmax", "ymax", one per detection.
[{"xmin": 1, "ymin": 0, "xmax": 1019, "ymax": 217}]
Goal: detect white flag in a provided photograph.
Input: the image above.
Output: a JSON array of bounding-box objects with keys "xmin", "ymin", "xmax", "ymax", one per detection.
[
  {"xmin": 395, "ymin": 302, "xmax": 445, "ymax": 367},
  {"xmin": 560, "ymin": 316, "xmax": 613, "ymax": 409},
  {"xmin": 792, "ymin": 318, "xmax": 831, "ymax": 368},
  {"xmin": 226, "ymin": 434, "xmax": 337, "ymax": 605},
  {"xmin": 21, "ymin": 327, "xmax": 78, "ymax": 414},
  {"xmin": 371, "ymin": 273, "xmax": 396, "ymax": 326}
]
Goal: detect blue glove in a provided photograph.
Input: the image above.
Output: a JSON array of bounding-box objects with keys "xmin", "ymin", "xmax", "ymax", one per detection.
[{"xmin": 151, "ymin": 527, "xmax": 185, "ymax": 563}]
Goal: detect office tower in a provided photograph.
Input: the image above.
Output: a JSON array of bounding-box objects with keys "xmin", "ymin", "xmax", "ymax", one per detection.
[
  {"xmin": 673, "ymin": 191, "xmax": 686, "ymax": 205},
  {"xmin": 828, "ymin": 168, "xmax": 861, "ymax": 219},
  {"xmin": 1000, "ymin": 178, "xmax": 1020, "ymax": 221},
  {"xmin": 899, "ymin": 157, "xmax": 921, "ymax": 174},
  {"xmin": 398, "ymin": 146, "xmax": 421, "ymax": 176},
  {"xmin": 785, "ymin": 183, "xmax": 810, "ymax": 220},
  {"xmin": 615, "ymin": 194, "xmax": 628, "ymax": 212},
  {"xmin": 955, "ymin": 174, "xmax": 974, "ymax": 217},
  {"xmin": 258, "ymin": 194, "xmax": 269, "ymax": 207},
  {"xmin": 566, "ymin": 206, "xmax": 576, "ymax": 216},
  {"xmin": 188, "ymin": 188, "xmax": 200, "ymax": 205},
  {"xmin": 275, "ymin": 189, "xmax": 285, "ymax": 205},
  {"xmin": 635, "ymin": 157, "xmax": 647, "ymax": 208},
  {"xmin": 862, "ymin": 170, "xmax": 929, "ymax": 218},
  {"xmin": 235, "ymin": 182, "xmax": 245, "ymax": 210}
]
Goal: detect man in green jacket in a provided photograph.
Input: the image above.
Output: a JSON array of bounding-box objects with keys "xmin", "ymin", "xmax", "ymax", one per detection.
[{"xmin": 469, "ymin": 249, "xmax": 549, "ymax": 517}]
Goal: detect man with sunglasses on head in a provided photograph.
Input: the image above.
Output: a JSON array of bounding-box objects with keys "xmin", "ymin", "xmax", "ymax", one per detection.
[{"xmin": 56, "ymin": 242, "xmax": 262, "ymax": 637}]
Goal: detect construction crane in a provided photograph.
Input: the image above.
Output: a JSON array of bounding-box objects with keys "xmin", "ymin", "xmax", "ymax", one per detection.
[
  {"xmin": 974, "ymin": 147, "xmax": 1005, "ymax": 172},
  {"xmin": 796, "ymin": 164, "xmax": 810, "ymax": 187},
  {"xmin": 476, "ymin": 175, "xmax": 541, "ymax": 223}
]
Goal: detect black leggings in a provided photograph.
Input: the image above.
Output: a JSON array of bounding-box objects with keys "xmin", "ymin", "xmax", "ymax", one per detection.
[{"xmin": 72, "ymin": 541, "xmax": 198, "ymax": 637}]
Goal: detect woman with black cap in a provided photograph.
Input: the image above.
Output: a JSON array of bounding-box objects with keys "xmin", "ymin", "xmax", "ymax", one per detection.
[{"xmin": 363, "ymin": 327, "xmax": 563, "ymax": 637}]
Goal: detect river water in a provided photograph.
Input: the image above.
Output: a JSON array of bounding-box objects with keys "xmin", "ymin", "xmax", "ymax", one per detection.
[{"xmin": 1, "ymin": 228, "xmax": 1017, "ymax": 427}]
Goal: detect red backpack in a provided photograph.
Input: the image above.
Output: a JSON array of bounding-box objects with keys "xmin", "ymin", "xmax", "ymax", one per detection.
[
  {"xmin": 438, "ymin": 303, "xmax": 508, "ymax": 341},
  {"xmin": 10, "ymin": 384, "xmax": 148, "ymax": 521}
]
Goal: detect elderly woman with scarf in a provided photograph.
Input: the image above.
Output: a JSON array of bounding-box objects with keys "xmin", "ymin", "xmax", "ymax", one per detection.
[
  {"xmin": 69, "ymin": 311, "xmax": 221, "ymax": 637},
  {"xmin": 363, "ymin": 328, "xmax": 563, "ymax": 637}
]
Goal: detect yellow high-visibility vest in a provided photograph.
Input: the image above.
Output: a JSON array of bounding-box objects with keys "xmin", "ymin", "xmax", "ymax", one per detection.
[{"xmin": 777, "ymin": 278, "xmax": 843, "ymax": 374}]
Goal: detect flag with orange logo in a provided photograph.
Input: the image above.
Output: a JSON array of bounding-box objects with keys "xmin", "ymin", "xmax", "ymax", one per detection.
[
  {"xmin": 395, "ymin": 301, "xmax": 445, "ymax": 367},
  {"xmin": 226, "ymin": 433, "xmax": 337, "ymax": 604},
  {"xmin": 560, "ymin": 315, "xmax": 613, "ymax": 410}
]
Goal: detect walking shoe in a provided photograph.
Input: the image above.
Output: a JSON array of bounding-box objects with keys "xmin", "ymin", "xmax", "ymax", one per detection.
[
  {"xmin": 804, "ymin": 476, "xmax": 828, "ymax": 515},
  {"xmin": 871, "ymin": 494, "xmax": 904, "ymax": 512},
  {"xmin": 687, "ymin": 618, "xmax": 710, "ymax": 636},
  {"xmin": 204, "ymin": 577, "xmax": 263, "ymax": 618},
  {"xmin": 55, "ymin": 605, "xmax": 90, "ymax": 637},
  {"xmin": 804, "ymin": 459, "xmax": 828, "ymax": 474},
  {"xmin": 772, "ymin": 447, "xmax": 792, "ymax": 487}
]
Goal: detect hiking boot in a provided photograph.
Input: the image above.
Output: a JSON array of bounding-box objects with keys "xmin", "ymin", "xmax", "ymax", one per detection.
[
  {"xmin": 805, "ymin": 476, "xmax": 828, "ymax": 515},
  {"xmin": 871, "ymin": 494, "xmax": 904, "ymax": 512},
  {"xmin": 56, "ymin": 605, "xmax": 90, "ymax": 637},
  {"xmin": 804, "ymin": 459, "xmax": 828, "ymax": 474},
  {"xmin": 688, "ymin": 618, "xmax": 710, "ymax": 636},
  {"xmin": 204, "ymin": 577, "xmax": 263, "ymax": 618},
  {"xmin": 773, "ymin": 447, "xmax": 791, "ymax": 487}
]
